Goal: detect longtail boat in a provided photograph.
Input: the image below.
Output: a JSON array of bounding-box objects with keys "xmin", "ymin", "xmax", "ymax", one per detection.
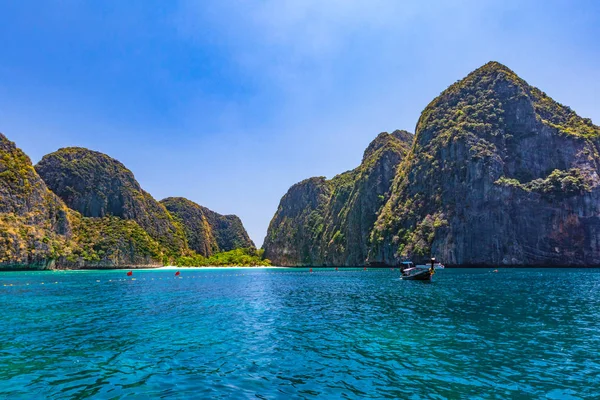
[{"xmin": 400, "ymin": 258, "xmax": 440, "ymax": 281}]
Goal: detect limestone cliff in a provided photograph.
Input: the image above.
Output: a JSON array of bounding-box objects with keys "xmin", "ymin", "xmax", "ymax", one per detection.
[
  {"xmin": 161, "ymin": 197, "xmax": 254, "ymax": 256},
  {"xmin": 0, "ymin": 133, "xmax": 72, "ymax": 268},
  {"xmin": 204, "ymin": 213, "xmax": 255, "ymax": 252},
  {"xmin": 1, "ymin": 136, "xmax": 256, "ymax": 269},
  {"xmin": 265, "ymin": 61, "xmax": 600, "ymax": 267},
  {"xmin": 63, "ymin": 214, "xmax": 164, "ymax": 269},
  {"xmin": 35, "ymin": 148, "xmax": 188, "ymax": 256},
  {"xmin": 263, "ymin": 131, "xmax": 413, "ymax": 266},
  {"xmin": 371, "ymin": 62, "xmax": 600, "ymax": 266}
]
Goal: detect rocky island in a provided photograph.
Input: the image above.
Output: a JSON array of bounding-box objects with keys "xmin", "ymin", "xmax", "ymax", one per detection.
[
  {"xmin": 263, "ymin": 62, "xmax": 600, "ymax": 267},
  {"xmin": 263, "ymin": 130, "xmax": 413, "ymax": 266},
  {"xmin": 0, "ymin": 139, "xmax": 262, "ymax": 269},
  {"xmin": 3, "ymin": 61, "xmax": 599, "ymax": 269}
]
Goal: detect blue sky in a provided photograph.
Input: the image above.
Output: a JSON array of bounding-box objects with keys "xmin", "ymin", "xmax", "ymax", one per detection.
[{"xmin": 1, "ymin": 0, "xmax": 599, "ymax": 246}]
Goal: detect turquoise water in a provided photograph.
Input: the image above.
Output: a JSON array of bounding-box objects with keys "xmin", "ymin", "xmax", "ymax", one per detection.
[{"xmin": 1, "ymin": 268, "xmax": 599, "ymax": 399}]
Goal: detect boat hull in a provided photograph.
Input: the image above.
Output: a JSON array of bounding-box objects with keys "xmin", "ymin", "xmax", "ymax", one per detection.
[{"xmin": 401, "ymin": 269, "xmax": 433, "ymax": 281}]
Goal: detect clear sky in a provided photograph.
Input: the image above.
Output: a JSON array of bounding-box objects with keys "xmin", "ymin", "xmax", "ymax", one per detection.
[{"xmin": 1, "ymin": 0, "xmax": 599, "ymax": 246}]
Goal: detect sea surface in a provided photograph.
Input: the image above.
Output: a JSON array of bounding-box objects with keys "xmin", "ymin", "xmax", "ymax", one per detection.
[{"xmin": 1, "ymin": 268, "xmax": 599, "ymax": 399}]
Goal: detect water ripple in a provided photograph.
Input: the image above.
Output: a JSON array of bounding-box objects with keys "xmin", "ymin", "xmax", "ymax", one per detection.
[{"xmin": 1, "ymin": 268, "xmax": 600, "ymax": 398}]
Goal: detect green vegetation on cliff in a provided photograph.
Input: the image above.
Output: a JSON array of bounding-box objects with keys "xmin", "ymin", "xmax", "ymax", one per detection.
[
  {"xmin": 371, "ymin": 61, "xmax": 600, "ymax": 266},
  {"xmin": 160, "ymin": 197, "xmax": 219, "ymax": 257},
  {"xmin": 263, "ymin": 130, "xmax": 413, "ymax": 266},
  {"xmin": 0, "ymin": 133, "xmax": 72, "ymax": 268},
  {"xmin": 495, "ymin": 168, "xmax": 591, "ymax": 199},
  {"xmin": 209, "ymin": 214, "xmax": 255, "ymax": 251},
  {"xmin": 161, "ymin": 197, "xmax": 254, "ymax": 257},
  {"xmin": 414, "ymin": 62, "xmax": 599, "ymax": 143},
  {"xmin": 1, "ymin": 136, "xmax": 256, "ymax": 269},
  {"xmin": 0, "ymin": 213, "xmax": 72, "ymax": 268},
  {"xmin": 66, "ymin": 214, "xmax": 164, "ymax": 267},
  {"xmin": 35, "ymin": 148, "xmax": 188, "ymax": 257},
  {"xmin": 265, "ymin": 61, "xmax": 600, "ymax": 267}
]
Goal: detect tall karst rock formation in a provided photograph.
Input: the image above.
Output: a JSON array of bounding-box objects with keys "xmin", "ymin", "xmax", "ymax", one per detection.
[
  {"xmin": 265, "ymin": 62, "xmax": 600, "ymax": 267},
  {"xmin": 35, "ymin": 147, "xmax": 188, "ymax": 256},
  {"xmin": 0, "ymin": 133, "xmax": 72, "ymax": 268},
  {"xmin": 0, "ymin": 136, "xmax": 256, "ymax": 269},
  {"xmin": 263, "ymin": 130, "xmax": 413, "ymax": 266},
  {"xmin": 161, "ymin": 197, "xmax": 254, "ymax": 257},
  {"xmin": 371, "ymin": 62, "xmax": 600, "ymax": 266}
]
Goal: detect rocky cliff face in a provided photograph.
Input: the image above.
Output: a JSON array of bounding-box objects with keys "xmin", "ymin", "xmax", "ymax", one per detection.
[
  {"xmin": 35, "ymin": 148, "xmax": 187, "ymax": 256},
  {"xmin": 63, "ymin": 214, "xmax": 164, "ymax": 269},
  {"xmin": 161, "ymin": 197, "xmax": 254, "ymax": 256},
  {"xmin": 371, "ymin": 62, "xmax": 600, "ymax": 266},
  {"xmin": 265, "ymin": 62, "xmax": 600, "ymax": 267},
  {"xmin": 0, "ymin": 133, "xmax": 72, "ymax": 268},
  {"xmin": 0, "ymin": 134, "xmax": 170, "ymax": 269},
  {"xmin": 1, "ymin": 137, "xmax": 256, "ymax": 269},
  {"xmin": 263, "ymin": 131, "xmax": 413, "ymax": 266},
  {"xmin": 204, "ymin": 213, "xmax": 255, "ymax": 252}
]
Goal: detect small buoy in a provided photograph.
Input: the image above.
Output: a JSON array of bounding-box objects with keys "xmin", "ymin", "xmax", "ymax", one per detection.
[
  {"xmin": 127, "ymin": 271, "xmax": 133, "ymax": 276},
  {"xmin": 175, "ymin": 271, "xmax": 180, "ymax": 277}
]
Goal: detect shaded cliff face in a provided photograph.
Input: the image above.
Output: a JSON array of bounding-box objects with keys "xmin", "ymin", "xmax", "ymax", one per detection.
[
  {"xmin": 207, "ymin": 213, "xmax": 255, "ymax": 252},
  {"xmin": 0, "ymin": 133, "xmax": 72, "ymax": 268},
  {"xmin": 36, "ymin": 148, "xmax": 187, "ymax": 256},
  {"xmin": 263, "ymin": 131, "xmax": 413, "ymax": 266},
  {"xmin": 371, "ymin": 62, "xmax": 600, "ymax": 266},
  {"xmin": 161, "ymin": 197, "xmax": 254, "ymax": 256},
  {"xmin": 161, "ymin": 197, "xmax": 220, "ymax": 256},
  {"xmin": 263, "ymin": 177, "xmax": 331, "ymax": 265}
]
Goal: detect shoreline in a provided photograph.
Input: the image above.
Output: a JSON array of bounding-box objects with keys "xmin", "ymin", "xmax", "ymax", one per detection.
[
  {"xmin": 0, "ymin": 265, "xmax": 279, "ymax": 272},
  {"xmin": 4, "ymin": 265, "xmax": 600, "ymax": 272},
  {"xmin": 153, "ymin": 265, "xmax": 282, "ymax": 270}
]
